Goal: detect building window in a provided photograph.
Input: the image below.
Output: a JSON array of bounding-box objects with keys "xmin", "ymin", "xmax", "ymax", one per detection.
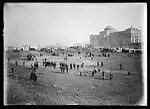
[
  {"xmin": 135, "ymin": 36, "xmax": 138, "ymax": 43},
  {"xmin": 135, "ymin": 36, "xmax": 137, "ymax": 43},
  {"xmin": 131, "ymin": 36, "xmax": 134, "ymax": 43},
  {"xmin": 138, "ymin": 36, "xmax": 141, "ymax": 43}
]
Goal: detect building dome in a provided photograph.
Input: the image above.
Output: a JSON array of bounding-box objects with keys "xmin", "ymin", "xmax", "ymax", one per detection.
[{"xmin": 104, "ymin": 25, "xmax": 116, "ymax": 31}]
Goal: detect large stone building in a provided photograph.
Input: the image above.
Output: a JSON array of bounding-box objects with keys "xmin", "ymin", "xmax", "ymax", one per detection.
[{"xmin": 90, "ymin": 25, "xmax": 142, "ymax": 49}]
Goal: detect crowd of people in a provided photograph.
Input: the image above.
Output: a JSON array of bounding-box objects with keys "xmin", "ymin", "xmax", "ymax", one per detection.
[{"xmin": 8, "ymin": 50, "xmax": 136, "ymax": 84}]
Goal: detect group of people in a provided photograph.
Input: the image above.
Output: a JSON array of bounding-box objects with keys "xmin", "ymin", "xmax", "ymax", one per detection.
[
  {"xmin": 31, "ymin": 61, "xmax": 39, "ymax": 71},
  {"xmin": 27, "ymin": 54, "xmax": 37, "ymax": 61},
  {"xmin": 29, "ymin": 61, "xmax": 39, "ymax": 82},
  {"xmin": 43, "ymin": 58, "xmax": 56, "ymax": 68},
  {"xmin": 8, "ymin": 58, "xmax": 38, "ymax": 82},
  {"xmin": 101, "ymin": 53, "xmax": 110, "ymax": 57},
  {"xmin": 70, "ymin": 61, "xmax": 84, "ymax": 70},
  {"xmin": 79, "ymin": 65, "xmax": 113, "ymax": 80},
  {"xmin": 59, "ymin": 61, "xmax": 85, "ymax": 74},
  {"xmin": 64, "ymin": 57, "xmax": 67, "ymax": 61},
  {"xmin": 60, "ymin": 63, "xmax": 68, "ymax": 73},
  {"xmin": 96, "ymin": 61, "xmax": 103, "ymax": 67},
  {"xmin": 93, "ymin": 68, "xmax": 113, "ymax": 80}
]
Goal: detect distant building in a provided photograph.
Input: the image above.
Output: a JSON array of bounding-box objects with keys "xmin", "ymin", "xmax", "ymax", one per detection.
[
  {"xmin": 90, "ymin": 25, "xmax": 142, "ymax": 49},
  {"xmin": 21, "ymin": 45, "xmax": 30, "ymax": 51},
  {"xmin": 7, "ymin": 46, "xmax": 15, "ymax": 51},
  {"xmin": 30, "ymin": 45, "xmax": 38, "ymax": 51}
]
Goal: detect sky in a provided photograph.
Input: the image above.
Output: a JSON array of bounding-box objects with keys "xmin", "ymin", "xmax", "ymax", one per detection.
[{"xmin": 4, "ymin": 3, "xmax": 146, "ymax": 47}]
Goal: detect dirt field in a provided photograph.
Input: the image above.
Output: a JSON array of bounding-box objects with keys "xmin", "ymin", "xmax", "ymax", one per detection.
[{"xmin": 5, "ymin": 51, "xmax": 143, "ymax": 105}]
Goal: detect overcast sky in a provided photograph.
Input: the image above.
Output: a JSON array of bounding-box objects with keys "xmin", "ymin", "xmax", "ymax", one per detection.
[{"xmin": 4, "ymin": 3, "xmax": 146, "ymax": 47}]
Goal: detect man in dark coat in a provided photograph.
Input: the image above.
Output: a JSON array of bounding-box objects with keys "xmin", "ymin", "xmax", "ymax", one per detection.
[
  {"xmin": 8, "ymin": 57, "xmax": 10, "ymax": 62},
  {"xmin": 12, "ymin": 67, "xmax": 14, "ymax": 76},
  {"xmin": 15, "ymin": 61, "xmax": 18, "ymax": 66},
  {"xmin": 30, "ymin": 71, "xmax": 37, "ymax": 82},
  {"xmin": 36, "ymin": 61, "xmax": 39, "ymax": 69},
  {"xmin": 66, "ymin": 64, "xmax": 68, "ymax": 74},
  {"xmin": 110, "ymin": 72, "xmax": 113, "ymax": 80},
  {"xmin": 120, "ymin": 64, "xmax": 122, "ymax": 70},
  {"xmin": 97, "ymin": 61, "xmax": 99, "ymax": 66},
  {"xmin": 70, "ymin": 63, "xmax": 72, "ymax": 69},
  {"xmin": 101, "ymin": 61, "xmax": 103, "ymax": 67},
  {"xmin": 102, "ymin": 70, "xmax": 105, "ymax": 80},
  {"xmin": 60, "ymin": 63, "xmax": 62, "ymax": 72},
  {"xmin": 62, "ymin": 64, "xmax": 65, "ymax": 73},
  {"xmin": 77, "ymin": 65, "xmax": 80, "ymax": 70},
  {"xmin": 73, "ymin": 63, "xmax": 76, "ymax": 69}
]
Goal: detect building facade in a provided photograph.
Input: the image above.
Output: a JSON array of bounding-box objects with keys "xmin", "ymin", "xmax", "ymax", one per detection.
[{"xmin": 90, "ymin": 25, "xmax": 142, "ymax": 49}]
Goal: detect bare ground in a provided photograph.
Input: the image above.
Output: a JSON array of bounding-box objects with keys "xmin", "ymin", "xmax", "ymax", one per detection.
[{"xmin": 5, "ymin": 51, "xmax": 143, "ymax": 105}]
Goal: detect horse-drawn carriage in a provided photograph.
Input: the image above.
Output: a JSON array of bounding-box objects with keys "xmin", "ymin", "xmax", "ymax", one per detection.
[{"xmin": 43, "ymin": 61, "xmax": 56, "ymax": 68}]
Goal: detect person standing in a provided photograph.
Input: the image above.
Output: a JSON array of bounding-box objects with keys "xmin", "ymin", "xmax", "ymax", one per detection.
[
  {"xmin": 23, "ymin": 61, "xmax": 25, "ymax": 66},
  {"xmin": 98, "ymin": 68, "xmax": 101, "ymax": 73},
  {"xmin": 81, "ymin": 61, "xmax": 84, "ymax": 68},
  {"xmin": 45, "ymin": 62, "xmax": 47, "ymax": 68},
  {"xmin": 77, "ymin": 64, "xmax": 79, "ymax": 70},
  {"xmin": 66, "ymin": 64, "xmax": 68, "ymax": 74},
  {"xmin": 102, "ymin": 70, "xmax": 105, "ymax": 80},
  {"xmin": 36, "ymin": 61, "xmax": 39, "ymax": 69},
  {"xmin": 128, "ymin": 72, "xmax": 131, "ymax": 76},
  {"xmin": 80, "ymin": 72, "xmax": 82, "ymax": 76},
  {"xmin": 120, "ymin": 64, "xmax": 122, "ymax": 70},
  {"xmin": 12, "ymin": 67, "xmax": 14, "ymax": 76},
  {"xmin": 97, "ymin": 61, "xmax": 99, "ymax": 66},
  {"xmin": 94, "ymin": 66, "xmax": 97, "ymax": 74},
  {"xmin": 101, "ymin": 61, "xmax": 103, "ymax": 67},
  {"xmin": 31, "ymin": 63, "xmax": 33, "ymax": 69},
  {"xmin": 30, "ymin": 70, "xmax": 34, "ymax": 80},
  {"xmin": 92, "ymin": 71, "xmax": 94, "ymax": 77},
  {"xmin": 70, "ymin": 63, "xmax": 72, "ymax": 69},
  {"xmin": 15, "ymin": 61, "xmax": 18, "ymax": 66},
  {"xmin": 61, "ymin": 64, "xmax": 64, "ymax": 73},
  {"xmin": 8, "ymin": 57, "xmax": 10, "ymax": 62},
  {"xmin": 62, "ymin": 65, "xmax": 65, "ymax": 73},
  {"xmin": 110, "ymin": 72, "xmax": 113, "ymax": 80},
  {"xmin": 73, "ymin": 63, "xmax": 76, "ymax": 69}
]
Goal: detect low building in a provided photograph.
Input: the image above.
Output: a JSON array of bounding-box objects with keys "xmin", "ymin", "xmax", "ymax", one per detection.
[
  {"xmin": 21, "ymin": 45, "xmax": 30, "ymax": 51},
  {"xmin": 30, "ymin": 45, "xmax": 38, "ymax": 51}
]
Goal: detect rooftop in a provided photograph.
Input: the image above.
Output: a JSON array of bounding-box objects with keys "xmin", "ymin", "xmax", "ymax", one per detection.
[{"xmin": 104, "ymin": 25, "xmax": 116, "ymax": 31}]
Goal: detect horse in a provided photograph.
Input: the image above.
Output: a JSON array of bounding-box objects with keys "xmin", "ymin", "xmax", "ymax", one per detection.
[{"xmin": 44, "ymin": 61, "xmax": 56, "ymax": 68}]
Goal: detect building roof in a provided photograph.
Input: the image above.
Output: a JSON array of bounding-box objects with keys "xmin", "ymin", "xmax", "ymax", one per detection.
[
  {"xmin": 104, "ymin": 25, "xmax": 116, "ymax": 31},
  {"xmin": 125, "ymin": 26, "xmax": 141, "ymax": 32}
]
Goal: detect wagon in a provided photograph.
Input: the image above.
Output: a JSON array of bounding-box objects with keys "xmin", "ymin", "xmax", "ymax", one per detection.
[{"xmin": 44, "ymin": 61, "xmax": 56, "ymax": 68}]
